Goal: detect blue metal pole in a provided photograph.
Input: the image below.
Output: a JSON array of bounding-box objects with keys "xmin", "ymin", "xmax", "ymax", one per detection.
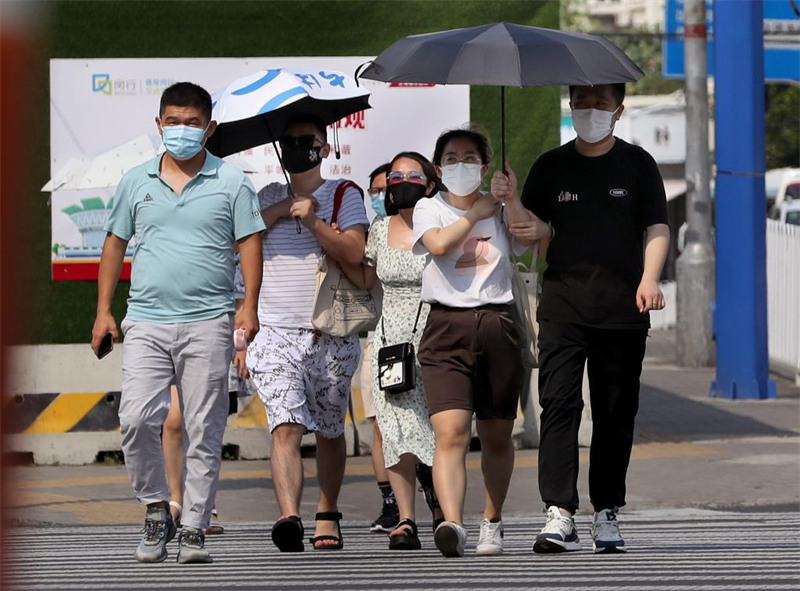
[{"xmin": 711, "ymin": 0, "xmax": 776, "ymax": 399}]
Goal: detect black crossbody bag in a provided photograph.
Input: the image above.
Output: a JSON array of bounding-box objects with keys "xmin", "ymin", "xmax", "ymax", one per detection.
[{"xmin": 377, "ymin": 303, "xmax": 424, "ymax": 394}]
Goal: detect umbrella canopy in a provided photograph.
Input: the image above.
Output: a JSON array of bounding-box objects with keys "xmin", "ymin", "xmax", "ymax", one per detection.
[
  {"xmin": 358, "ymin": 22, "xmax": 644, "ymax": 87},
  {"xmin": 359, "ymin": 22, "xmax": 643, "ymax": 168},
  {"xmin": 41, "ymin": 134, "xmax": 259, "ymax": 192},
  {"xmin": 207, "ymin": 67, "xmax": 371, "ymax": 158}
]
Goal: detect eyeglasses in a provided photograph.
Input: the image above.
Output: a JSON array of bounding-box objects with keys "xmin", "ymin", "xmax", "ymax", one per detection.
[
  {"xmin": 386, "ymin": 171, "xmax": 427, "ymax": 185},
  {"xmin": 367, "ymin": 188, "xmax": 385, "ymax": 197},
  {"xmin": 277, "ymin": 134, "xmax": 324, "ymax": 149},
  {"xmin": 441, "ymin": 155, "xmax": 482, "ymax": 166}
]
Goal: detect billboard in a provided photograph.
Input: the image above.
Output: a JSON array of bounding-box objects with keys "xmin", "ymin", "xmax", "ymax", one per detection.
[
  {"xmin": 48, "ymin": 57, "xmax": 470, "ymax": 280},
  {"xmin": 663, "ymin": 0, "xmax": 800, "ymax": 81}
]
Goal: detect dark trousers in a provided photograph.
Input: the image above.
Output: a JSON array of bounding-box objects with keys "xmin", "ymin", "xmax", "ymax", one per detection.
[{"xmin": 537, "ymin": 320, "xmax": 647, "ymax": 514}]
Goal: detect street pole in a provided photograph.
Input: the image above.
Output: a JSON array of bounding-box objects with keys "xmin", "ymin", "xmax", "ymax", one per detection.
[
  {"xmin": 676, "ymin": 0, "xmax": 715, "ymax": 367},
  {"xmin": 711, "ymin": 0, "xmax": 775, "ymax": 399}
]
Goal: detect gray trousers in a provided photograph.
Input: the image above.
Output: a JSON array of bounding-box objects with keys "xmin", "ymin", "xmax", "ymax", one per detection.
[{"xmin": 119, "ymin": 313, "xmax": 233, "ymax": 530}]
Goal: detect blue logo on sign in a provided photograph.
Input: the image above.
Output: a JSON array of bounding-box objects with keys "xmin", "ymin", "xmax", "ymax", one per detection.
[{"xmin": 92, "ymin": 73, "xmax": 112, "ymax": 94}]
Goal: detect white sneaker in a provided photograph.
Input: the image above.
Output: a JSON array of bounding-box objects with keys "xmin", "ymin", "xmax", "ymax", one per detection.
[
  {"xmin": 434, "ymin": 521, "xmax": 467, "ymax": 558},
  {"xmin": 591, "ymin": 508, "xmax": 626, "ymax": 553},
  {"xmin": 533, "ymin": 506, "xmax": 582, "ymax": 553},
  {"xmin": 476, "ymin": 518, "xmax": 504, "ymax": 556}
]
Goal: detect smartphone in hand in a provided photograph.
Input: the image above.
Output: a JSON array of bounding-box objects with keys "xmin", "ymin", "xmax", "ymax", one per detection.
[
  {"xmin": 233, "ymin": 327, "xmax": 247, "ymax": 351},
  {"xmin": 96, "ymin": 333, "xmax": 114, "ymax": 359}
]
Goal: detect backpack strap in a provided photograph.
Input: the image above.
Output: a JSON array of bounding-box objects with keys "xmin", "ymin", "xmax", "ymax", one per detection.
[{"xmin": 331, "ymin": 180, "xmax": 364, "ymax": 226}]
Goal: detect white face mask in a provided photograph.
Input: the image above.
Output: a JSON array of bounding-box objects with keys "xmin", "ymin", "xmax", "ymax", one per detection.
[
  {"xmin": 441, "ymin": 162, "xmax": 483, "ymax": 196},
  {"xmin": 572, "ymin": 107, "xmax": 619, "ymax": 144}
]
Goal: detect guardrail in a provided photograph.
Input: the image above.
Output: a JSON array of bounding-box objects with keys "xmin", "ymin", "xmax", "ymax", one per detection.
[
  {"xmin": 767, "ymin": 220, "xmax": 800, "ymax": 383},
  {"xmin": 3, "ymin": 344, "xmax": 370, "ymax": 464}
]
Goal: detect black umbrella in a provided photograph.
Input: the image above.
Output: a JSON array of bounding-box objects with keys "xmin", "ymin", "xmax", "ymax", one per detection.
[{"xmin": 358, "ymin": 22, "xmax": 644, "ymax": 166}]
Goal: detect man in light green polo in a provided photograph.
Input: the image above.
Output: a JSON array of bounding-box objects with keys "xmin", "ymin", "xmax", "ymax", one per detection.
[{"xmin": 91, "ymin": 82, "xmax": 265, "ymax": 564}]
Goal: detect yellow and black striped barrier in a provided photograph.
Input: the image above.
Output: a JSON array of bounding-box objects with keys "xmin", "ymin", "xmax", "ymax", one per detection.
[
  {"xmin": 4, "ymin": 388, "xmax": 368, "ymax": 436},
  {"xmin": 4, "ymin": 392, "xmax": 121, "ymax": 435}
]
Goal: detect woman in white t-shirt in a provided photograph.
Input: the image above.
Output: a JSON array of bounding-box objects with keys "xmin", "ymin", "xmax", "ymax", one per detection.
[{"xmin": 412, "ymin": 126, "xmax": 528, "ymax": 558}]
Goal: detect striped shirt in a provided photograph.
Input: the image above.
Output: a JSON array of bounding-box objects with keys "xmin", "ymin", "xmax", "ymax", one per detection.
[{"xmin": 257, "ymin": 179, "xmax": 369, "ymax": 329}]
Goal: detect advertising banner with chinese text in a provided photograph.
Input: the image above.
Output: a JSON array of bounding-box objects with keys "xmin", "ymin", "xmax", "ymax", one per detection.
[{"xmin": 49, "ymin": 57, "xmax": 470, "ymax": 280}]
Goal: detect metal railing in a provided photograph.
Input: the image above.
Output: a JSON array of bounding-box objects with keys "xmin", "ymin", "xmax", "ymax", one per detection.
[{"xmin": 767, "ymin": 220, "xmax": 800, "ymax": 382}]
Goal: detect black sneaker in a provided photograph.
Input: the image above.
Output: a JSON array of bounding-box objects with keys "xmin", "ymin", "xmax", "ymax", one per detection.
[
  {"xmin": 370, "ymin": 501, "xmax": 399, "ymax": 533},
  {"xmin": 416, "ymin": 463, "xmax": 443, "ymax": 532},
  {"xmin": 177, "ymin": 526, "xmax": 213, "ymax": 564},
  {"xmin": 135, "ymin": 506, "xmax": 177, "ymax": 563}
]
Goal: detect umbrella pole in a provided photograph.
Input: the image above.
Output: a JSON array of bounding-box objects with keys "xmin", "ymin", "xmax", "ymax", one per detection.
[
  {"xmin": 273, "ymin": 141, "xmax": 301, "ymax": 234},
  {"xmin": 501, "ymin": 86, "xmax": 506, "ymax": 175},
  {"xmin": 265, "ymin": 119, "xmax": 302, "ymax": 234}
]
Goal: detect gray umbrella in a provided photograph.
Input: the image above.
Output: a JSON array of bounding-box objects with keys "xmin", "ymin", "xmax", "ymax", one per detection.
[{"xmin": 358, "ymin": 22, "xmax": 644, "ymax": 164}]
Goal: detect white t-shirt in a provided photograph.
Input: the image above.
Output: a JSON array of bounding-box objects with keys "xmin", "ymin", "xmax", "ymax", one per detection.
[
  {"xmin": 412, "ymin": 192, "xmax": 526, "ymax": 308},
  {"xmin": 257, "ymin": 178, "xmax": 369, "ymax": 329}
]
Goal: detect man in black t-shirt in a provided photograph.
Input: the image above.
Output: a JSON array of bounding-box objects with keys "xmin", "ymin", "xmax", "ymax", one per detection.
[{"xmin": 492, "ymin": 83, "xmax": 669, "ymax": 555}]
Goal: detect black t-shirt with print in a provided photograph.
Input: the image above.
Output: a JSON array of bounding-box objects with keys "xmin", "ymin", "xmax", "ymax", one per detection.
[{"xmin": 520, "ymin": 138, "xmax": 668, "ymax": 329}]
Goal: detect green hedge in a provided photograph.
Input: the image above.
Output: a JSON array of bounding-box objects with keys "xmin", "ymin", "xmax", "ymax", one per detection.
[{"xmin": 27, "ymin": 0, "xmax": 558, "ymax": 344}]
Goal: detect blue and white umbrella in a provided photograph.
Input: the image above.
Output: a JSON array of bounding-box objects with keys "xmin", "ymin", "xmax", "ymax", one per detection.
[{"xmin": 207, "ymin": 67, "xmax": 371, "ymax": 158}]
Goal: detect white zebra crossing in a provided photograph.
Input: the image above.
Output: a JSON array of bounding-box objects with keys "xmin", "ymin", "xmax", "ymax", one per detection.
[{"xmin": 5, "ymin": 511, "xmax": 799, "ymax": 590}]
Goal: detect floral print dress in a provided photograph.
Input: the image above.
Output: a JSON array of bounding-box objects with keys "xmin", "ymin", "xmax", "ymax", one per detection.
[{"xmin": 365, "ymin": 217, "xmax": 434, "ymax": 468}]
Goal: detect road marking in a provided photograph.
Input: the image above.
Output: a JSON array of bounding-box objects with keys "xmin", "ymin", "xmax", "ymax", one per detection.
[{"xmin": 5, "ymin": 513, "xmax": 799, "ymax": 590}]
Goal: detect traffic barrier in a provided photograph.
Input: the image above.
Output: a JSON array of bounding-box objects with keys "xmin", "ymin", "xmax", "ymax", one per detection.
[
  {"xmin": 4, "ymin": 341, "xmax": 540, "ymax": 465},
  {"xmin": 3, "ymin": 344, "xmax": 371, "ymax": 465}
]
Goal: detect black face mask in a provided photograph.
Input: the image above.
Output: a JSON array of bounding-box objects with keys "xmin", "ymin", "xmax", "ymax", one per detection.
[
  {"xmin": 281, "ymin": 145, "xmax": 323, "ymax": 173},
  {"xmin": 387, "ymin": 182, "xmax": 428, "ymax": 210}
]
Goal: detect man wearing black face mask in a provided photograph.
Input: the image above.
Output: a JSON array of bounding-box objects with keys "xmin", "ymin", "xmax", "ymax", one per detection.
[{"xmin": 247, "ymin": 114, "xmax": 369, "ymax": 552}]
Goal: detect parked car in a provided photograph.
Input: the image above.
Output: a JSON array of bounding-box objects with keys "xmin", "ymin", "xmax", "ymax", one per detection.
[
  {"xmin": 767, "ymin": 168, "xmax": 800, "ymax": 219},
  {"xmin": 778, "ymin": 199, "xmax": 800, "ymax": 226}
]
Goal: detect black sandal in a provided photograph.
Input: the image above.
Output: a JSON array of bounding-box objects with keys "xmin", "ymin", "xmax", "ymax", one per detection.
[
  {"xmin": 388, "ymin": 518, "xmax": 421, "ymax": 550},
  {"xmin": 271, "ymin": 515, "xmax": 304, "ymax": 552},
  {"xmin": 309, "ymin": 511, "xmax": 344, "ymax": 550},
  {"xmin": 416, "ymin": 463, "xmax": 444, "ymax": 533}
]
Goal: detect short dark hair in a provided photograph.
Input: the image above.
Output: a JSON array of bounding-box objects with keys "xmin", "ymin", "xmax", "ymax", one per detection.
[
  {"xmin": 284, "ymin": 113, "xmax": 328, "ymax": 141},
  {"xmin": 432, "ymin": 125, "xmax": 493, "ymax": 167},
  {"xmin": 368, "ymin": 163, "xmax": 390, "ymax": 189},
  {"xmin": 568, "ymin": 83, "xmax": 626, "ymax": 106},
  {"xmin": 160, "ymin": 82, "xmax": 212, "ymax": 123}
]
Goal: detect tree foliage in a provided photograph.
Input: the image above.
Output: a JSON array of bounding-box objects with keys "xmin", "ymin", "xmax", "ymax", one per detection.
[
  {"xmin": 560, "ymin": 0, "xmax": 799, "ymax": 169},
  {"xmin": 559, "ymin": 0, "xmax": 682, "ymax": 96},
  {"xmin": 765, "ymin": 84, "xmax": 800, "ymax": 169}
]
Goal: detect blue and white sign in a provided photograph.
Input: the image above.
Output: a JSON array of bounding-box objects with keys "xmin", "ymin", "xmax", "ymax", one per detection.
[
  {"xmin": 663, "ymin": 0, "xmax": 800, "ymax": 81},
  {"xmin": 48, "ymin": 57, "xmax": 469, "ymax": 280}
]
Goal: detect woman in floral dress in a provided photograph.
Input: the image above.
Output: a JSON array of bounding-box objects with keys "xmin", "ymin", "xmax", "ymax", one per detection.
[{"xmin": 344, "ymin": 151, "xmax": 441, "ymax": 550}]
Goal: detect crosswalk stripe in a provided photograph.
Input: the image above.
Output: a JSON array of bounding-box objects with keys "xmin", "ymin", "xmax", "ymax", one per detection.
[{"xmin": 5, "ymin": 512, "xmax": 799, "ymax": 590}]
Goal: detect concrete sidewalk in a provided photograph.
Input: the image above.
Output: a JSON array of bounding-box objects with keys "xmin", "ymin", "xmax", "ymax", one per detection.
[{"xmin": 5, "ymin": 330, "xmax": 799, "ymax": 528}]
